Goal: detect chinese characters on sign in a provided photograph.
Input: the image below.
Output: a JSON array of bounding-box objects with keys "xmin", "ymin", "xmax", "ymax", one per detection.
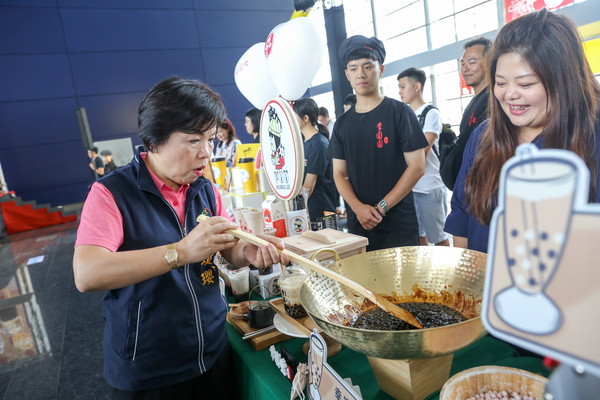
[{"xmin": 504, "ymin": 0, "xmax": 573, "ymax": 23}]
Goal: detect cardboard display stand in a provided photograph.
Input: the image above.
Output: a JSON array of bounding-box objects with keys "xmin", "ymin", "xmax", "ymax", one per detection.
[
  {"xmin": 308, "ymin": 330, "xmax": 361, "ymax": 400},
  {"xmin": 483, "ymin": 144, "xmax": 600, "ymax": 395}
]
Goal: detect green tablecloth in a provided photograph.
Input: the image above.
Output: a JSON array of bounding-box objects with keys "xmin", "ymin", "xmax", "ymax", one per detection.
[{"xmin": 228, "ymin": 323, "xmax": 550, "ymax": 400}]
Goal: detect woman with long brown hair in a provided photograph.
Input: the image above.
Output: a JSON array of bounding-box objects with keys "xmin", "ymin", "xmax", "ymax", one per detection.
[
  {"xmin": 445, "ymin": 8, "xmax": 600, "ymax": 253},
  {"xmin": 214, "ymin": 118, "xmax": 241, "ymax": 167}
]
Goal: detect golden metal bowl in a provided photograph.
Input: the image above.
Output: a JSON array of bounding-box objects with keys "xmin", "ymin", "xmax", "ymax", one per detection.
[{"xmin": 300, "ymin": 246, "xmax": 488, "ymax": 359}]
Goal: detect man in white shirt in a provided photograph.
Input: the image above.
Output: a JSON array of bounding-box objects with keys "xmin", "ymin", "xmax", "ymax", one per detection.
[{"xmin": 397, "ymin": 67, "xmax": 449, "ymax": 246}]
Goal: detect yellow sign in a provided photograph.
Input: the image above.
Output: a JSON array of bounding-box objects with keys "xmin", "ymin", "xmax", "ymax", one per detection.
[{"xmin": 583, "ymin": 37, "xmax": 600, "ymax": 75}]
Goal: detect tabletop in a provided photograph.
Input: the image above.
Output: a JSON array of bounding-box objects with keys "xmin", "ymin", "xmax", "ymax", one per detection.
[{"xmin": 227, "ymin": 317, "xmax": 551, "ymax": 400}]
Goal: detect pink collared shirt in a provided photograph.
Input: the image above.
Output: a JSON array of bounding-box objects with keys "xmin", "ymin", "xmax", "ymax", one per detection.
[{"xmin": 75, "ymin": 154, "xmax": 229, "ymax": 251}]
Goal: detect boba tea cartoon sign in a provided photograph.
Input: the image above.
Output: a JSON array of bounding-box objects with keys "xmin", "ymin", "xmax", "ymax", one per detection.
[
  {"xmin": 308, "ymin": 330, "xmax": 361, "ymax": 400},
  {"xmin": 260, "ymin": 98, "xmax": 304, "ymax": 200},
  {"xmin": 483, "ymin": 144, "xmax": 600, "ymax": 377}
]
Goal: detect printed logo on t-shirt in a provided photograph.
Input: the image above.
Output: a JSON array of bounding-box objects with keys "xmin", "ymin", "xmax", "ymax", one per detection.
[
  {"xmin": 375, "ymin": 122, "xmax": 389, "ymax": 149},
  {"xmin": 469, "ymin": 111, "xmax": 477, "ymax": 127}
]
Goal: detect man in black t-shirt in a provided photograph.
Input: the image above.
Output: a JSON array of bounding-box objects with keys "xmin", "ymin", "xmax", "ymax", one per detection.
[
  {"xmin": 329, "ymin": 36, "xmax": 428, "ymax": 251},
  {"xmin": 100, "ymin": 150, "xmax": 118, "ymax": 175},
  {"xmin": 87, "ymin": 147, "xmax": 104, "ymax": 180},
  {"xmin": 447, "ymin": 37, "xmax": 492, "ymax": 190}
]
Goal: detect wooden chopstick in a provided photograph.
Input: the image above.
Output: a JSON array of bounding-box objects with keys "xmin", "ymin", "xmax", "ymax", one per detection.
[{"xmin": 197, "ymin": 215, "xmax": 423, "ymax": 329}]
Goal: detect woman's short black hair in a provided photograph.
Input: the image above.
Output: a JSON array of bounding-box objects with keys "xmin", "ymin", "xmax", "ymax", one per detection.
[
  {"xmin": 293, "ymin": 97, "xmax": 329, "ymax": 139},
  {"xmin": 245, "ymin": 108, "xmax": 262, "ymax": 134},
  {"xmin": 138, "ymin": 76, "xmax": 226, "ymax": 149}
]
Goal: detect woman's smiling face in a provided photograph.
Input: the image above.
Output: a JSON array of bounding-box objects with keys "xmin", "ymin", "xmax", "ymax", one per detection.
[{"xmin": 494, "ymin": 52, "xmax": 549, "ymax": 141}]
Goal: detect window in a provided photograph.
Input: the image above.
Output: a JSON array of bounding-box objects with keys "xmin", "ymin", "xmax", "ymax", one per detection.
[
  {"xmin": 308, "ymin": 0, "xmax": 503, "ymax": 124},
  {"xmin": 455, "ymin": 1, "xmax": 498, "ymax": 40},
  {"xmin": 376, "ymin": 1, "xmax": 425, "ymax": 40},
  {"xmin": 379, "ymin": 74, "xmax": 399, "ymax": 100},
  {"xmin": 385, "ymin": 27, "xmax": 428, "ymax": 61},
  {"xmin": 344, "ymin": 0, "xmax": 374, "ymax": 37},
  {"xmin": 311, "ymin": 91, "xmax": 337, "ymax": 120},
  {"xmin": 453, "ymin": 0, "xmax": 489, "ymax": 13},
  {"xmin": 430, "ymin": 16, "xmax": 457, "ymax": 49},
  {"xmin": 432, "ymin": 60, "xmax": 464, "ymax": 126},
  {"xmin": 428, "ymin": 1, "xmax": 455, "ymax": 22}
]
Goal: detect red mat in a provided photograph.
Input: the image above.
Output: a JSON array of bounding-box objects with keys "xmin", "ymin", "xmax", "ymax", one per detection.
[{"xmin": 0, "ymin": 200, "xmax": 77, "ymax": 235}]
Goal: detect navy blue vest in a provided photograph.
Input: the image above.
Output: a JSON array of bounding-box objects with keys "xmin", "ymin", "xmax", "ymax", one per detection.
[{"xmin": 98, "ymin": 149, "xmax": 228, "ymax": 391}]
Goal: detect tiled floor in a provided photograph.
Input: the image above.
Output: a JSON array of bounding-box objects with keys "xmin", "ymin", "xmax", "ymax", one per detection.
[{"xmin": 0, "ymin": 205, "xmax": 112, "ymax": 399}]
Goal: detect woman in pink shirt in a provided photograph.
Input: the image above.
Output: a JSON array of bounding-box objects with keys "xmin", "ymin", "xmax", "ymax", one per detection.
[{"xmin": 73, "ymin": 77, "xmax": 288, "ymax": 399}]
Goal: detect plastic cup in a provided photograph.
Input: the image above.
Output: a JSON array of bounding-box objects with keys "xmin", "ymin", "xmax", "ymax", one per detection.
[
  {"xmin": 238, "ymin": 157, "xmax": 257, "ymax": 194},
  {"xmin": 263, "ymin": 227, "xmax": 277, "ymax": 236},
  {"xmin": 212, "ymin": 157, "xmax": 227, "ymax": 186},
  {"xmin": 279, "ymin": 266, "xmax": 308, "ymax": 318},
  {"xmin": 242, "ymin": 208, "xmax": 264, "ymax": 235},
  {"xmin": 228, "ymin": 267, "xmax": 250, "ymax": 303},
  {"xmin": 232, "ymin": 208, "xmax": 246, "ymax": 231}
]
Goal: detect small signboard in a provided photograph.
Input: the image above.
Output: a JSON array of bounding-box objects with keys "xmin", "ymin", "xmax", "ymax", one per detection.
[
  {"xmin": 483, "ymin": 144, "xmax": 600, "ymax": 377},
  {"xmin": 308, "ymin": 330, "xmax": 362, "ymax": 400},
  {"xmin": 260, "ymin": 98, "xmax": 304, "ymax": 201}
]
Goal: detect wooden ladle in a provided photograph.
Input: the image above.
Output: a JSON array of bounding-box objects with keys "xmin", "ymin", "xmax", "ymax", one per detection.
[{"xmin": 198, "ymin": 215, "xmax": 423, "ymax": 329}]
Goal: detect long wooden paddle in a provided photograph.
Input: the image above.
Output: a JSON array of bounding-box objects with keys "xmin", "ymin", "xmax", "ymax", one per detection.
[{"xmin": 198, "ymin": 215, "xmax": 423, "ymax": 329}]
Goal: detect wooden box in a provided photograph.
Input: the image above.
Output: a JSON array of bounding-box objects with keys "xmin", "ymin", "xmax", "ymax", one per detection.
[
  {"xmin": 281, "ymin": 229, "xmax": 368, "ymax": 261},
  {"xmin": 367, "ymin": 355, "xmax": 454, "ymax": 400}
]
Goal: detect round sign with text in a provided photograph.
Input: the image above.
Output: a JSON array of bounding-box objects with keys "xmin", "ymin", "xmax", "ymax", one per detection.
[{"xmin": 260, "ymin": 98, "xmax": 304, "ymax": 200}]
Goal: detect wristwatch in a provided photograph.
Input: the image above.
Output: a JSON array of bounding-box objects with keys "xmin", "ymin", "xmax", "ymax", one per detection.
[
  {"xmin": 165, "ymin": 243, "xmax": 179, "ymax": 269},
  {"xmin": 377, "ymin": 199, "xmax": 389, "ymax": 215}
]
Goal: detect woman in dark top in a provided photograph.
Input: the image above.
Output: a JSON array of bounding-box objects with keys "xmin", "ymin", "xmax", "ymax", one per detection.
[
  {"xmin": 244, "ymin": 108, "xmax": 261, "ymax": 143},
  {"xmin": 293, "ymin": 98, "xmax": 337, "ymax": 222}
]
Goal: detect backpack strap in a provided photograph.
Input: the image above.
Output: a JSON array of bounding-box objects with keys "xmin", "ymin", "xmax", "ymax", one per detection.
[
  {"xmin": 418, "ymin": 105, "xmax": 440, "ymax": 158},
  {"xmin": 417, "ymin": 105, "xmax": 437, "ymax": 128}
]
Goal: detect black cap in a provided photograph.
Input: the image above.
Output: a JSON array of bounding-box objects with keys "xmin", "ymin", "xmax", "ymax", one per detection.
[
  {"xmin": 100, "ymin": 150, "xmax": 112, "ymax": 156},
  {"xmin": 338, "ymin": 35, "xmax": 386, "ymax": 67}
]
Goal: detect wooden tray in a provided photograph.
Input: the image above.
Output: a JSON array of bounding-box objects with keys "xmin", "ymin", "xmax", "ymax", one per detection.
[
  {"xmin": 227, "ymin": 311, "xmax": 291, "ymax": 351},
  {"xmin": 268, "ymin": 297, "xmax": 322, "ymax": 336}
]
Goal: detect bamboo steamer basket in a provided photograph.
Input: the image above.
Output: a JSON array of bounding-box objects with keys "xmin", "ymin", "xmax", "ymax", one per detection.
[{"xmin": 440, "ymin": 366, "xmax": 548, "ymax": 400}]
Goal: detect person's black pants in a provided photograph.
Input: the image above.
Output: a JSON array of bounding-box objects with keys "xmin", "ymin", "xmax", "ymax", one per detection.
[
  {"xmin": 112, "ymin": 344, "xmax": 238, "ymax": 400},
  {"xmin": 350, "ymin": 224, "xmax": 419, "ymax": 252}
]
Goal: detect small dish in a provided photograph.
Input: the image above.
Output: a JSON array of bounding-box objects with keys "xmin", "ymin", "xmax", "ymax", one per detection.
[
  {"xmin": 229, "ymin": 301, "xmax": 250, "ymax": 318},
  {"xmin": 273, "ymin": 313, "xmax": 308, "ymax": 338}
]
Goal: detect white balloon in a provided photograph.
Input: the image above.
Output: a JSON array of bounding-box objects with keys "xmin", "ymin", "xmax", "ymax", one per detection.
[
  {"xmin": 234, "ymin": 43, "xmax": 279, "ymax": 109},
  {"xmin": 265, "ymin": 17, "xmax": 323, "ymax": 101}
]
